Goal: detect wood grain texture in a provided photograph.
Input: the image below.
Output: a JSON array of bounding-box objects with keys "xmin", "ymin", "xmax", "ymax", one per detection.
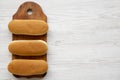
[{"xmin": 0, "ymin": 0, "xmax": 120, "ymax": 80}]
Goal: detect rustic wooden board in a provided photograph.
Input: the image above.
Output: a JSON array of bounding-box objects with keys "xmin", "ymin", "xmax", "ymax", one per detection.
[{"xmin": 11, "ymin": 1, "xmax": 47, "ymax": 77}]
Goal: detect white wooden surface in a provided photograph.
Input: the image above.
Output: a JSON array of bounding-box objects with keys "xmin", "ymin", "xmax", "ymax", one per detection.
[{"xmin": 0, "ymin": 0, "xmax": 120, "ymax": 80}]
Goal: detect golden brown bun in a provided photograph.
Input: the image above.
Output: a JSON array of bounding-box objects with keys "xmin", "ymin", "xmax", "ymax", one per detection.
[
  {"xmin": 8, "ymin": 20, "xmax": 48, "ymax": 35},
  {"xmin": 8, "ymin": 59, "xmax": 48, "ymax": 76},
  {"xmin": 8, "ymin": 40, "xmax": 48, "ymax": 56}
]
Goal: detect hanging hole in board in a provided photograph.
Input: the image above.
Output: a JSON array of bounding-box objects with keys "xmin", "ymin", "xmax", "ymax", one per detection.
[{"xmin": 27, "ymin": 9, "xmax": 32, "ymax": 15}]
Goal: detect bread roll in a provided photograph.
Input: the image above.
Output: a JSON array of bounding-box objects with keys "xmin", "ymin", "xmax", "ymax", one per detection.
[
  {"xmin": 8, "ymin": 40, "xmax": 48, "ymax": 56},
  {"xmin": 8, "ymin": 60, "xmax": 48, "ymax": 76},
  {"xmin": 8, "ymin": 20, "xmax": 48, "ymax": 35}
]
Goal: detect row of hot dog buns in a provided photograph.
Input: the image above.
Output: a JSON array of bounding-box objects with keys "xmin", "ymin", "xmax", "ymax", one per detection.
[{"xmin": 8, "ymin": 20, "xmax": 48, "ymax": 76}]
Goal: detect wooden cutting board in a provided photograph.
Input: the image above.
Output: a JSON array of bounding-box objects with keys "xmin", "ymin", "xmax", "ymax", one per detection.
[{"xmin": 11, "ymin": 2, "xmax": 48, "ymax": 78}]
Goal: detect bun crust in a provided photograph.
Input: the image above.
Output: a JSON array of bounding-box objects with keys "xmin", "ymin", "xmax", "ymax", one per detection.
[
  {"xmin": 8, "ymin": 40, "xmax": 48, "ymax": 56},
  {"xmin": 8, "ymin": 60, "xmax": 48, "ymax": 76},
  {"xmin": 8, "ymin": 20, "xmax": 48, "ymax": 35}
]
